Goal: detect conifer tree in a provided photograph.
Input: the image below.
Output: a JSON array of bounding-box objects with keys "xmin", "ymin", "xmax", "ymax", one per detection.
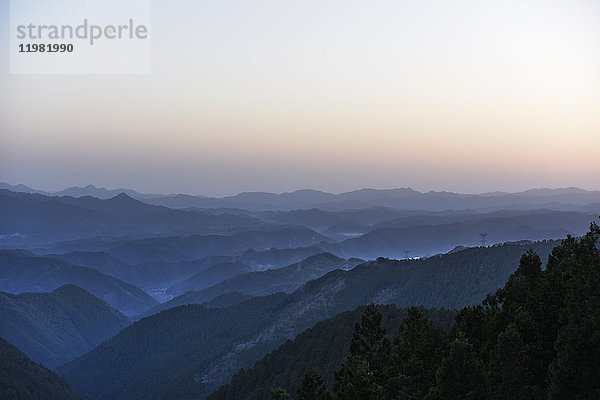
[{"xmin": 297, "ymin": 370, "xmax": 332, "ymax": 400}]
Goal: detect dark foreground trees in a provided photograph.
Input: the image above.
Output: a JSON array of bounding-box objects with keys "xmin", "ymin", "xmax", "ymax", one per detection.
[{"xmin": 273, "ymin": 222, "xmax": 600, "ymax": 400}]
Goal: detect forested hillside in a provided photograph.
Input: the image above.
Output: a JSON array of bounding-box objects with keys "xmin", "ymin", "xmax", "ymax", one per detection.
[
  {"xmin": 0, "ymin": 250, "xmax": 158, "ymax": 315},
  {"xmin": 57, "ymin": 294, "xmax": 295, "ymax": 400},
  {"xmin": 214, "ymin": 222, "xmax": 600, "ymax": 399},
  {"xmin": 208, "ymin": 305, "xmax": 456, "ymax": 400},
  {"xmin": 58, "ymin": 238, "xmax": 561, "ymax": 399},
  {"xmin": 0, "ymin": 285, "xmax": 130, "ymax": 367},
  {"xmin": 0, "ymin": 337, "xmax": 82, "ymax": 400},
  {"xmin": 147, "ymin": 253, "xmax": 362, "ymax": 316}
]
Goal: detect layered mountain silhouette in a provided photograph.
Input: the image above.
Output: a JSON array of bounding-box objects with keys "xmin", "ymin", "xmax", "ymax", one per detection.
[
  {"xmin": 4, "ymin": 183, "xmax": 600, "ymax": 212},
  {"xmin": 58, "ymin": 239, "xmax": 557, "ymax": 399},
  {"xmin": 142, "ymin": 187, "xmax": 600, "ymax": 211},
  {"xmin": 0, "ymin": 189, "xmax": 266, "ymax": 246},
  {"xmin": 145, "ymin": 252, "xmax": 362, "ymax": 316},
  {"xmin": 0, "ymin": 285, "xmax": 129, "ymax": 367},
  {"xmin": 0, "ymin": 250, "xmax": 157, "ymax": 315}
]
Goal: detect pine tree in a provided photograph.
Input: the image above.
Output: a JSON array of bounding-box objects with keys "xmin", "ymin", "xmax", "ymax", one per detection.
[
  {"xmin": 297, "ymin": 370, "xmax": 332, "ymax": 400},
  {"xmin": 348, "ymin": 304, "xmax": 386, "ymax": 363},
  {"xmin": 488, "ymin": 323, "xmax": 536, "ymax": 400},
  {"xmin": 426, "ymin": 335, "xmax": 488, "ymax": 400},
  {"xmin": 387, "ymin": 307, "xmax": 447, "ymax": 399},
  {"xmin": 334, "ymin": 304, "xmax": 387, "ymax": 400}
]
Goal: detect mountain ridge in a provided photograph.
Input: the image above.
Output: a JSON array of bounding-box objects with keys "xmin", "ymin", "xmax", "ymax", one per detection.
[{"xmin": 0, "ymin": 284, "xmax": 130, "ymax": 367}]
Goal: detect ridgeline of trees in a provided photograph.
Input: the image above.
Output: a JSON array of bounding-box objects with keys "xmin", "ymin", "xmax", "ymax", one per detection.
[{"xmin": 219, "ymin": 222, "xmax": 600, "ymax": 400}]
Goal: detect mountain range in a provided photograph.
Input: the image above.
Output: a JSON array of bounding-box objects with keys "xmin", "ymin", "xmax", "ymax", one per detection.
[
  {"xmin": 0, "ymin": 189, "xmax": 266, "ymax": 247},
  {"xmin": 3, "ymin": 182, "xmax": 600, "ymax": 212},
  {"xmin": 0, "ymin": 183, "xmax": 598, "ymax": 400},
  {"xmin": 0, "ymin": 285, "xmax": 129, "ymax": 367},
  {"xmin": 145, "ymin": 252, "xmax": 363, "ymax": 316},
  {"xmin": 0, "ymin": 250, "xmax": 157, "ymax": 315},
  {"xmin": 57, "ymin": 239, "xmax": 558, "ymax": 399}
]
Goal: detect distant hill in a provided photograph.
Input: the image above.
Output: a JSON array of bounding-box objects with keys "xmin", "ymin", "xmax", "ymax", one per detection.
[
  {"xmin": 0, "ymin": 189, "xmax": 266, "ymax": 247},
  {"xmin": 58, "ymin": 240, "xmax": 558, "ymax": 399},
  {"xmin": 200, "ymin": 292, "xmax": 254, "ymax": 309},
  {"xmin": 167, "ymin": 262, "xmax": 253, "ymax": 297},
  {"xmin": 181, "ymin": 252, "xmax": 361, "ymax": 300},
  {"xmin": 0, "ymin": 250, "xmax": 158, "ymax": 315},
  {"xmin": 234, "ymin": 246, "xmax": 328, "ymax": 270},
  {"xmin": 152, "ymin": 253, "xmax": 363, "ymax": 314},
  {"xmin": 142, "ymin": 187, "xmax": 600, "ymax": 211},
  {"xmin": 322, "ymin": 210, "xmax": 594, "ymax": 258},
  {"xmin": 0, "ymin": 182, "xmax": 48, "ymax": 195},
  {"xmin": 0, "ymin": 336, "xmax": 82, "ymax": 400},
  {"xmin": 49, "ymin": 251, "xmax": 137, "ymax": 284},
  {"xmin": 49, "ymin": 252, "xmax": 233, "ymax": 299},
  {"xmin": 4, "ymin": 183, "xmax": 600, "ymax": 212},
  {"xmin": 102, "ymin": 227, "xmax": 328, "ymax": 264},
  {"xmin": 0, "ymin": 285, "xmax": 129, "ymax": 367},
  {"xmin": 46, "ymin": 246, "xmax": 329, "ymax": 302},
  {"xmin": 53, "ymin": 184, "xmax": 161, "ymax": 200}
]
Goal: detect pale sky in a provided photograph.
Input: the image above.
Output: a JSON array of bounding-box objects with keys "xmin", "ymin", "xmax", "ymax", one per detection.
[{"xmin": 1, "ymin": 0, "xmax": 599, "ymax": 196}]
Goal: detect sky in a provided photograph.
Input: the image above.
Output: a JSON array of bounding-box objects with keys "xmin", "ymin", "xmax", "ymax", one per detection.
[{"xmin": 1, "ymin": 0, "xmax": 599, "ymax": 196}]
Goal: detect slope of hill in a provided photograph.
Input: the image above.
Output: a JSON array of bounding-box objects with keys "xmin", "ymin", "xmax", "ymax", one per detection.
[
  {"xmin": 0, "ymin": 250, "xmax": 158, "ymax": 315},
  {"xmin": 58, "ymin": 295, "xmax": 295, "ymax": 400},
  {"xmin": 103, "ymin": 227, "xmax": 328, "ymax": 264},
  {"xmin": 47, "ymin": 246, "xmax": 330, "ymax": 302},
  {"xmin": 49, "ymin": 251, "xmax": 136, "ymax": 284},
  {"xmin": 200, "ymin": 293, "xmax": 254, "ymax": 308},
  {"xmin": 235, "ymin": 246, "xmax": 327, "ymax": 270},
  {"xmin": 306, "ymin": 240, "xmax": 558, "ymax": 310},
  {"xmin": 207, "ymin": 305, "xmax": 456, "ymax": 400},
  {"xmin": 154, "ymin": 253, "xmax": 363, "ymax": 313},
  {"xmin": 167, "ymin": 262, "xmax": 253, "ymax": 297},
  {"xmin": 0, "ymin": 337, "xmax": 82, "ymax": 400},
  {"xmin": 58, "ymin": 239, "xmax": 558, "ymax": 399},
  {"xmin": 193, "ymin": 252, "xmax": 362, "ymax": 299},
  {"xmin": 0, "ymin": 285, "xmax": 129, "ymax": 367}
]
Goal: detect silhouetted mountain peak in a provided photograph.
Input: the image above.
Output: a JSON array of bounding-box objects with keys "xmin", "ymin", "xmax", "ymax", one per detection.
[
  {"xmin": 103, "ymin": 192, "xmax": 148, "ymax": 209},
  {"xmin": 52, "ymin": 284, "xmax": 90, "ymax": 296},
  {"xmin": 110, "ymin": 192, "xmax": 136, "ymax": 201},
  {"xmin": 302, "ymin": 252, "xmax": 344, "ymax": 264}
]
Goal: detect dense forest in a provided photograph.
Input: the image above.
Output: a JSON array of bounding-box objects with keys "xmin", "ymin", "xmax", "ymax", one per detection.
[
  {"xmin": 0, "ymin": 337, "xmax": 82, "ymax": 400},
  {"xmin": 0, "ymin": 284, "xmax": 129, "ymax": 367},
  {"xmin": 213, "ymin": 222, "xmax": 600, "ymax": 400},
  {"xmin": 208, "ymin": 306, "xmax": 456, "ymax": 400}
]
